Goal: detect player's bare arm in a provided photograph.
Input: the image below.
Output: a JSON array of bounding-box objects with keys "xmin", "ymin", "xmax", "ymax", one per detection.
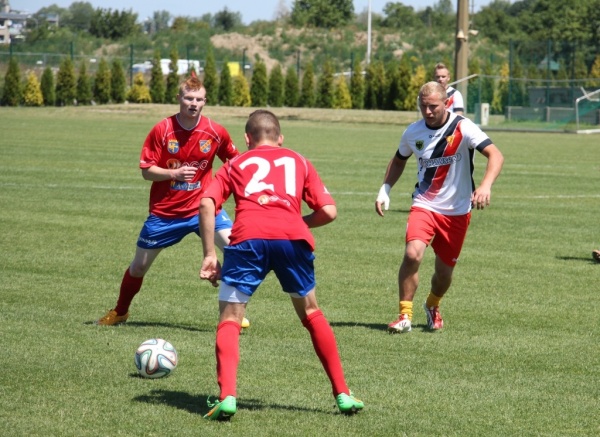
[
  {"xmin": 471, "ymin": 144, "xmax": 504, "ymax": 210},
  {"xmin": 375, "ymin": 156, "xmax": 407, "ymax": 217},
  {"xmin": 198, "ymin": 197, "xmax": 220, "ymax": 286},
  {"xmin": 142, "ymin": 165, "xmax": 197, "ymax": 182},
  {"xmin": 303, "ymin": 204, "xmax": 337, "ymax": 228}
]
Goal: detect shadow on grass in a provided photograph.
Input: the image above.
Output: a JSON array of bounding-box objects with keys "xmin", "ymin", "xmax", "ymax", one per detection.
[
  {"xmin": 83, "ymin": 320, "xmax": 213, "ymax": 332},
  {"xmin": 556, "ymin": 255, "xmax": 599, "ymax": 264},
  {"xmin": 331, "ymin": 321, "xmax": 440, "ymax": 333},
  {"xmin": 132, "ymin": 389, "xmax": 323, "ymax": 416}
]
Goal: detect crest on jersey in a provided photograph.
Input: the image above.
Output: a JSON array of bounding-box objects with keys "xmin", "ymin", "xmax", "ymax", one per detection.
[
  {"xmin": 416, "ymin": 140, "xmax": 424, "ymax": 151},
  {"xmin": 446, "ymin": 135, "xmax": 455, "ymax": 145},
  {"xmin": 168, "ymin": 140, "xmax": 179, "ymax": 154},
  {"xmin": 199, "ymin": 139, "xmax": 212, "ymax": 153}
]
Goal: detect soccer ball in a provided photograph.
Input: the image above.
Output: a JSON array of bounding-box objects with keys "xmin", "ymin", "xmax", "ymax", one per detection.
[{"xmin": 134, "ymin": 338, "xmax": 178, "ymax": 379}]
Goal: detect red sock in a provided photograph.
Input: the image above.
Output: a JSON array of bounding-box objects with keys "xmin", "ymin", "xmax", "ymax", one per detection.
[
  {"xmin": 215, "ymin": 321, "xmax": 241, "ymax": 400},
  {"xmin": 114, "ymin": 268, "xmax": 143, "ymax": 316},
  {"xmin": 302, "ymin": 310, "xmax": 349, "ymax": 397}
]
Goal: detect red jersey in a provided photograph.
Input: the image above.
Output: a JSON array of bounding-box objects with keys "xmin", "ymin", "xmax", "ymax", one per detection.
[
  {"xmin": 203, "ymin": 145, "xmax": 335, "ymax": 250},
  {"xmin": 139, "ymin": 114, "xmax": 238, "ymax": 218}
]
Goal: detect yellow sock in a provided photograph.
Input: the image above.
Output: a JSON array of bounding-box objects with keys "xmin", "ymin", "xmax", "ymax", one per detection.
[
  {"xmin": 425, "ymin": 292, "xmax": 442, "ymax": 308},
  {"xmin": 399, "ymin": 301, "xmax": 413, "ymax": 320}
]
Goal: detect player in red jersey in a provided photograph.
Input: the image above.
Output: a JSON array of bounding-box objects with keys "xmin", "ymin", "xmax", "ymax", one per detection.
[
  {"xmin": 198, "ymin": 109, "xmax": 364, "ymax": 420},
  {"xmin": 433, "ymin": 62, "xmax": 464, "ymax": 115},
  {"xmin": 95, "ymin": 76, "xmax": 249, "ymax": 327}
]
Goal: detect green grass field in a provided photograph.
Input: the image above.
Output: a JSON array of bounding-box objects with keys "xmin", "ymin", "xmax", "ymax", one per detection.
[{"xmin": 1, "ymin": 105, "xmax": 598, "ymax": 436}]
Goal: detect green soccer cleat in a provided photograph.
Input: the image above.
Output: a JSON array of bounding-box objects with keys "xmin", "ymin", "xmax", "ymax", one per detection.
[
  {"xmin": 204, "ymin": 395, "xmax": 237, "ymax": 421},
  {"xmin": 336, "ymin": 391, "xmax": 364, "ymax": 415}
]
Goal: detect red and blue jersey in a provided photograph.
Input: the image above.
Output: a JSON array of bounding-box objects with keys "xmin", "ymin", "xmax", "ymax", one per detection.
[
  {"xmin": 203, "ymin": 145, "xmax": 335, "ymax": 250},
  {"xmin": 140, "ymin": 115, "xmax": 238, "ymax": 218}
]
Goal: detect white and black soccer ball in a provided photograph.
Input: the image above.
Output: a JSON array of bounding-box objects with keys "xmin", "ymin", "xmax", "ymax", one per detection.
[{"xmin": 134, "ymin": 338, "xmax": 178, "ymax": 379}]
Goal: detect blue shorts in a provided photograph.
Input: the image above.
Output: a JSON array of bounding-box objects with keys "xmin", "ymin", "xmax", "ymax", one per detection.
[
  {"xmin": 136, "ymin": 210, "xmax": 232, "ymax": 249},
  {"xmin": 221, "ymin": 239, "xmax": 316, "ymax": 297}
]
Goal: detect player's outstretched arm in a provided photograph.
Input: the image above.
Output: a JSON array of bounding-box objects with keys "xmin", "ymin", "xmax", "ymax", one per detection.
[{"xmin": 303, "ymin": 204, "xmax": 337, "ymax": 228}]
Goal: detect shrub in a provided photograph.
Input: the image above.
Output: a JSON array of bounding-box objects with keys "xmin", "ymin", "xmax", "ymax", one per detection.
[{"xmin": 23, "ymin": 72, "xmax": 44, "ymax": 107}]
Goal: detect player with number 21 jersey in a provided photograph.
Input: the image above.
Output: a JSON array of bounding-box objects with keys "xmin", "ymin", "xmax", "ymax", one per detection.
[{"xmin": 205, "ymin": 146, "xmax": 334, "ymax": 250}]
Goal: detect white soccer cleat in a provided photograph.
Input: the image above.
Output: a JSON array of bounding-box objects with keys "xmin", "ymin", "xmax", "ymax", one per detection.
[{"xmin": 387, "ymin": 314, "xmax": 412, "ymax": 333}]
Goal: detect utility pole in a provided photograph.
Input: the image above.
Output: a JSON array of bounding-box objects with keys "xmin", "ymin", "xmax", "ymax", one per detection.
[
  {"xmin": 366, "ymin": 0, "xmax": 372, "ymax": 64},
  {"xmin": 454, "ymin": 0, "xmax": 469, "ymax": 104}
]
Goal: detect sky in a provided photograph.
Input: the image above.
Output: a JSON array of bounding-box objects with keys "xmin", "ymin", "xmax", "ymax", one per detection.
[{"xmin": 12, "ymin": 0, "xmax": 495, "ymax": 23}]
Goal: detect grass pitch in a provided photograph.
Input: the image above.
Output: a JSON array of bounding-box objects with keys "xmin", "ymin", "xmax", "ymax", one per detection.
[{"xmin": 0, "ymin": 105, "xmax": 598, "ymax": 436}]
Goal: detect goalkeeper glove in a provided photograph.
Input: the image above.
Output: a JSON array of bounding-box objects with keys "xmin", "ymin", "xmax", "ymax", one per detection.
[{"xmin": 377, "ymin": 183, "xmax": 391, "ymax": 210}]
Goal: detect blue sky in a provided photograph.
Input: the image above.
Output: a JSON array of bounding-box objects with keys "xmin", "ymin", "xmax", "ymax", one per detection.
[{"xmin": 13, "ymin": 0, "xmax": 494, "ymax": 23}]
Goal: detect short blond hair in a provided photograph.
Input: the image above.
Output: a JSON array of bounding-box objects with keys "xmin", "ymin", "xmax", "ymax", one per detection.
[{"xmin": 419, "ymin": 81, "xmax": 447, "ymax": 101}]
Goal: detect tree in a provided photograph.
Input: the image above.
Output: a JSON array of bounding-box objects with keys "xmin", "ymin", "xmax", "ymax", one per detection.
[
  {"xmin": 2, "ymin": 57, "xmax": 22, "ymax": 106},
  {"xmin": 165, "ymin": 48, "xmax": 180, "ymax": 104},
  {"xmin": 218, "ymin": 62, "xmax": 233, "ymax": 106},
  {"xmin": 291, "ymin": 0, "xmax": 354, "ymax": 28},
  {"xmin": 363, "ymin": 62, "xmax": 377, "ymax": 109},
  {"xmin": 64, "ymin": 1, "xmax": 94, "ymax": 31},
  {"xmin": 76, "ymin": 60, "xmax": 93, "ymax": 105},
  {"xmin": 40, "ymin": 66, "xmax": 55, "ymax": 106},
  {"xmin": 203, "ymin": 46, "xmax": 219, "ymax": 103},
  {"xmin": 316, "ymin": 59, "xmax": 335, "ymax": 108},
  {"xmin": 93, "ymin": 58, "xmax": 111, "ymax": 104},
  {"xmin": 23, "ymin": 72, "xmax": 44, "ymax": 107},
  {"xmin": 127, "ymin": 72, "xmax": 151, "ymax": 103},
  {"xmin": 149, "ymin": 51, "xmax": 165, "ymax": 104},
  {"xmin": 299, "ymin": 63, "xmax": 315, "ymax": 108},
  {"xmin": 334, "ymin": 75, "xmax": 352, "ymax": 109},
  {"xmin": 396, "ymin": 56, "xmax": 412, "ymax": 110},
  {"xmin": 382, "ymin": 3, "xmax": 421, "ymax": 29},
  {"xmin": 55, "ymin": 58, "xmax": 77, "ymax": 106},
  {"xmin": 111, "ymin": 59, "xmax": 127, "ymax": 103},
  {"xmin": 232, "ymin": 75, "xmax": 251, "ymax": 107},
  {"xmin": 350, "ymin": 59, "xmax": 364, "ymax": 109},
  {"xmin": 589, "ymin": 54, "xmax": 600, "ymax": 88},
  {"xmin": 268, "ymin": 63, "xmax": 284, "ymax": 107},
  {"xmin": 284, "ymin": 66, "xmax": 299, "ymax": 107},
  {"xmin": 492, "ymin": 62, "xmax": 509, "ymax": 115},
  {"xmin": 213, "ymin": 7, "xmax": 242, "ymax": 30},
  {"xmin": 403, "ymin": 64, "xmax": 426, "ymax": 111},
  {"xmin": 250, "ymin": 60, "xmax": 268, "ymax": 107},
  {"xmin": 90, "ymin": 8, "xmax": 140, "ymax": 39}
]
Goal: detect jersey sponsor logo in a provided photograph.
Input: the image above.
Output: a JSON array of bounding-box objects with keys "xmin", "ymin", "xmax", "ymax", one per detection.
[
  {"xmin": 166, "ymin": 159, "xmax": 181, "ymax": 169},
  {"xmin": 416, "ymin": 140, "xmax": 424, "ymax": 151},
  {"xmin": 171, "ymin": 181, "xmax": 202, "ymax": 191},
  {"xmin": 257, "ymin": 194, "xmax": 290, "ymax": 207},
  {"xmin": 419, "ymin": 153, "xmax": 462, "ymax": 169},
  {"xmin": 199, "ymin": 139, "xmax": 212, "ymax": 153},
  {"xmin": 168, "ymin": 140, "xmax": 180, "ymax": 154}
]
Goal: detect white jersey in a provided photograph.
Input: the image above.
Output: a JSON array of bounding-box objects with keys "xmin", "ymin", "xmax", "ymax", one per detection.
[
  {"xmin": 446, "ymin": 86, "xmax": 464, "ymax": 113},
  {"xmin": 397, "ymin": 112, "xmax": 492, "ymax": 215}
]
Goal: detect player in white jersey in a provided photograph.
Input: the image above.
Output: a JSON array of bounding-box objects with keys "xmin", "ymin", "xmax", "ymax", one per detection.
[
  {"xmin": 375, "ymin": 82, "xmax": 503, "ymax": 333},
  {"xmin": 434, "ymin": 63, "xmax": 464, "ymax": 115}
]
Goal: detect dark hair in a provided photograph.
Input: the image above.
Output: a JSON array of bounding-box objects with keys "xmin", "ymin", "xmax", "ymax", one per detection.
[{"xmin": 245, "ymin": 110, "xmax": 281, "ymax": 143}]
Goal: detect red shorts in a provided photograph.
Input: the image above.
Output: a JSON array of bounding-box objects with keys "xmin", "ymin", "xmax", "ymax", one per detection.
[{"xmin": 406, "ymin": 206, "xmax": 471, "ymax": 267}]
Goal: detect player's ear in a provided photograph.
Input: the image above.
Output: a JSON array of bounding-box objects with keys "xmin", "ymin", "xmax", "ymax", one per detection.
[
  {"xmin": 278, "ymin": 135, "xmax": 284, "ymax": 146},
  {"xmin": 244, "ymin": 133, "xmax": 251, "ymax": 149}
]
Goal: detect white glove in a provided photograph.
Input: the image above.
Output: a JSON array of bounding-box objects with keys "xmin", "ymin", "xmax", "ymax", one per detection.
[{"xmin": 376, "ymin": 183, "xmax": 391, "ymax": 210}]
